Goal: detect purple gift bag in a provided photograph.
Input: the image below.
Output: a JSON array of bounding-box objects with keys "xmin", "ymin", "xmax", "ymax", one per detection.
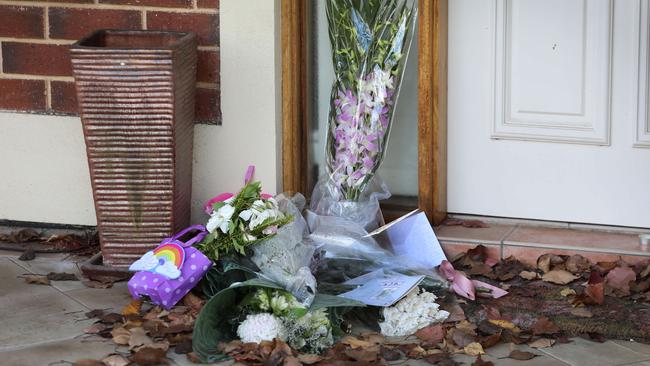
[{"xmin": 127, "ymin": 225, "xmax": 212, "ymax": 309}]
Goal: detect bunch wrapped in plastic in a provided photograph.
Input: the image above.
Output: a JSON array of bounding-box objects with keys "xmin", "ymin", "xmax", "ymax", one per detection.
[
  {"xmin": 310, "ymin": 0, "xmax": 417, "ymax": 232},
  {"xmin": 250, "ymin": 194, "xmax": 317, "ymax": 307}
]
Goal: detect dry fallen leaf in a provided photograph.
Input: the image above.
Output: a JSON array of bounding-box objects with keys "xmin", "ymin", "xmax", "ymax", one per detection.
[
  {"xmin": 341, "ymin": 336, "xmax": 373, "ymax": 349},
  {"xmin": 182, "ymin": 292, "xmax": 205, "ymax": 313},
  {"xmin": 128, "ymin": 327, "xmax": 153, "ymax": 350},
  {"xmin": 462, "ymin": 220, "xmax": 490, "ymax": 228},
  {"xmin": 519, "ymin": 271, "xmax": 539, "ymax": 280},
  {"xmin": 132, "ymin": 347, "xmax": 168, "ymax": 366},
  {"xmin": 18, "ymin": 248, "xmax": 35, "ymax": 261},
  {"xmin": 380, "ymin": 346, "xmax": 401, "ymax": 361},
  {"xmin": 102, "ymin": 354, "xmax": 130, "ymax": 366},
  {"xmin": 122, "ymin": 299, "xmax": 143, "ymax": 317},
  {"xmin": 464, "ymin": 342, "xmax": 485, "ymax": 356},
  {"xmin": 100, "ymin": 312, "xmax": 123, "ymax": 324},
  {"xmin": 415, "ymin": 324, "xmax": 446, "ymax": 345},
  {"xmin": 471, "ymin": 355, "xmax": 494, "ymax": 366},
  {"xmin": 606, "ymin": 266, "xmax": 636, "ymax": 295},
  {"xmin": 560, "ymin": 288, "xmax": 577, "ymax": 297},
  {"xmin": 297, "ymin": 354, "xmax": 325, "ymax": 364},
  {"xmin": 283, "ymin": 356, "xmax": 302, "ymax": 366},
  {"xmin": 452, "ymin": 328, "xmax": 477, "ymax": 348},
  {"xmin": 507, "ymin": 350, "xmax": 537, "ymax": 360},
  {"xmin": 111, "ymin": 326, "xmax": 131, "ymax": 345},
  {"xmin": 24, "ymin": 275, "xmax": 50, "ymax": 285},
  {"xmin": 82, "ymin": 280, "xmax": 113, "ymax": 289},
  {"xmin": 345, "ymin": 347, "xmax": 379, "ymax": 362},
  {"xmin": 424, "ymin": 351, "xmax": 453, "ymax": 364},
  {"xmin": 532, "ymin": 317, "xmax": 560, "ymax": 336},
  {"xmin": 566, "ymin": 255, "xmax": 591, "ymax": 274},
  {"xmin": 570, "ymin": 307, "xmax": 593, "ymax": 318},
  {"xmin": 528, "ymin": 338, "xmax": 555, "ymax": 349},
  {"xmin": 542, "ymin": 270, "xmax": 578, "ymax": 285},
  {"xmin": 72, "ymin": 360, "xmax": 105, "ymax": 366},
  {"xmin": 46, "ymin": 272, "xmax": 78, "ymax": 281},
  {"xmin": 488, "ymin": 319, "xmax": 516, "ymax": 330},
  {"xmin": 84, "ymin": 323, "xmax": 108, "ymax": 334}
]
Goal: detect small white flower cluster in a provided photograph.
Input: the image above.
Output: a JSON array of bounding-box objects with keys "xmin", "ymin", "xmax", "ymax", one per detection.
[
  {"xmin": 237, "ymin": 313, "xmax": 287, "ymax": 344},
  {"xmin": 287, "ymin": 308, "xmax": 334, "ymax": 354},
  {"xmin": 254, "ymin": 288, "xmax": 304, "ymax": 318},
  {"xmin": 379, "ymin": 287, "xmax": 449, "ymax": 337},
  {"xmin": 206, "ymin": 197, "xmax": 285, "ymax": 242},
  {"xmin": 239, "ymin": 198, "xmax": 285, "ymax": 232}
]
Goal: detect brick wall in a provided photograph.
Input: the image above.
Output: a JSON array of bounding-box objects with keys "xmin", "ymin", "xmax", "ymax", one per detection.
[{"xmin": 0, "ymin": 0, "xmax": 220, "ymax": 124}]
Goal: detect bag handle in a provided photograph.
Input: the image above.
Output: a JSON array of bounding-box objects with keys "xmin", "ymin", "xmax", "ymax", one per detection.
[{"xmin": 165, "ymin": 225, "xmax": 208, "ymax": 248}]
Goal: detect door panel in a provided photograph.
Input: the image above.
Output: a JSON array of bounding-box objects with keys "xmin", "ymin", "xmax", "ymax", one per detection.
[
  {"xmin": 494, "ymin": 0, "xmax": 612, "ymax": 144},
  {"xmin": 448, "ymin": 0, "xmax": 650, "ymax": 228}
]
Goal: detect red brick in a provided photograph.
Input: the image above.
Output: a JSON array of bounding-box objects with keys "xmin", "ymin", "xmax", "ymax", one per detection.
[
  {"xmin": 99, "ymin": 0, "xmax": 192, "ymax": 8},
  {"xmin": 2, "ymin": 43, "xmax": 72, "ymax": 77},
  {"xmin": 0, "ymin": 79, "xmax": 46, "ymax": 111},
  {"xmin": 51, "ymin": 81, "xmax": 78, "ymax": 114},
  {"xmin": 197, "ymin": 50, "xmax": 219, "ymax": 83},
  {"xmin": 0, "ymin": 6, "xmax": 44, "ymax": 39},
  {"xmin": 49, "ymin": 8, "xmax": 142, "ymax": 41},
  {"xmin": 197, "ymin": 0, "xmax": 218, "ymax": 8},
  {"xmin": 195, "ymin": 87, "xmax": 220, "ymax": 123},
  {"xmin": 147, "ymin": 12, "xmax": 218, "ymax": 46}
]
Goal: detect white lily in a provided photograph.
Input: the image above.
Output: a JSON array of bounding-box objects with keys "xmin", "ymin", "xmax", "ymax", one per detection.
[
  {"xmin": 206, "ymin": 204, "xmax": 235, "ymax": 234},
  {"xmin": 239, "ymin": 200, "xmax": 266, "ymax": 222}
]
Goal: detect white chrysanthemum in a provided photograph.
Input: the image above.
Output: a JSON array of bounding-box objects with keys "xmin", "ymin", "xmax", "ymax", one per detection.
[
  {"xmin": 237, "ymin": 313, "xmax": 287, "ymax": 343},
  {"xmin": 379, "ymin": 287, "xmax": 449, "ymax": 337}
]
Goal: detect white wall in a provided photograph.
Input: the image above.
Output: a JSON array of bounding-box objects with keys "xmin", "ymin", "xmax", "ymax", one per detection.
[{"xmin": 0, "ymin": 0, "xmax": 283, "ymax": 226}]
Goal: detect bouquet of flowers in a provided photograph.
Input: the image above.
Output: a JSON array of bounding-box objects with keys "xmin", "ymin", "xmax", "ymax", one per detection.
[
  {"xmin": 199, "ymin": 181, "xmax": 293, "ymax": 261},
  {"xmin": 192, "ymin": 279, "xmax": 364, "ymax": 363},
  {"xmin": 310, "ymin": 0, "xmax": 417, "ymax": 230},
  {"xmin": 199, "ymin": 177, "xmax": 317, "ymax": 306},
  {"xmin": 237, "ymin": 288, "xmax": 334, "ymax": 353}
]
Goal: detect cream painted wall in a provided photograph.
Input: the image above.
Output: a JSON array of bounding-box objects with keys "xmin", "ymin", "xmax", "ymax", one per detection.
[
  {"xmin": 0, "ymin": 113, "xmax": 96, "ymax": 225},
  {"xmin": 0, "ymin": 0, "xmax": 282, "ymax": 226},
  {"xmin": 191, "ymin": 0, "xmax": 283, "ymax": 223}
]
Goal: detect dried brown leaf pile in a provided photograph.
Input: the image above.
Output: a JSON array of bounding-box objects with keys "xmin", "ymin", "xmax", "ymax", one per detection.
[{"xmin": 71, "ymin": 245, "xmax": 650, "ymax": 365}]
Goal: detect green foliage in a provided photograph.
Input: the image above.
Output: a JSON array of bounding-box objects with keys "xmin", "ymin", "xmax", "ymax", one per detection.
[{"xmin": 326, "ymin": 0, "xmax": 416, "ymax": 89}]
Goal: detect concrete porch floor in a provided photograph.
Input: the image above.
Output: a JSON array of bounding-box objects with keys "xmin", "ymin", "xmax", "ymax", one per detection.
[{"xmin": 1, "ymin": 248, "xmax": 650, "ymax": 365}]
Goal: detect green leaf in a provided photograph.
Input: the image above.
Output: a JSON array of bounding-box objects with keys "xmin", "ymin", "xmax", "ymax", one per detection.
[{"xmin": 211, "ymin": 201, "xmax": 225, "ymax": 211}]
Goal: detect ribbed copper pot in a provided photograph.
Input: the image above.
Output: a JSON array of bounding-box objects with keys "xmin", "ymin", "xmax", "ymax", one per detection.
[{"xmin": 71, "ymin": 30, "xmax": 197, "ymax": 267}]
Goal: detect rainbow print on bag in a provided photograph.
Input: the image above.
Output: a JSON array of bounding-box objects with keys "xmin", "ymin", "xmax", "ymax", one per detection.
[{"xmin": 129, "ymin": 241, "xmax": 186, "ymax": 280}]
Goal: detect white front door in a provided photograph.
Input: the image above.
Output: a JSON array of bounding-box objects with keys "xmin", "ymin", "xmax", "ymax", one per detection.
[{"xmin": 448, "ymin": 0, "xmax": 650, "ymax": 228}]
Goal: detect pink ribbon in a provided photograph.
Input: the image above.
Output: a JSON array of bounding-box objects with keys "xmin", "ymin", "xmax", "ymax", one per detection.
[
  {"xmin": 203, "ymin": 193, "xmax": 235, "ymax": 214},
  {"xmin": 439, "ymin": 260, "xmax": 508, "ymax": 301}
]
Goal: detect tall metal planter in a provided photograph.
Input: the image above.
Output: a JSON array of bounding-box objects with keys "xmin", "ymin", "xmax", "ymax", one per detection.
[{"xmin": 71, "ymin": 30, "xmax": 197, "ymax": 267}]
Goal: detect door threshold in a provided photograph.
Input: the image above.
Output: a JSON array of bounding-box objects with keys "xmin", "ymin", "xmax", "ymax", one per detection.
[{"xmin": 435, "ymin": 214, "xmax": 650, "ymax": 266}]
